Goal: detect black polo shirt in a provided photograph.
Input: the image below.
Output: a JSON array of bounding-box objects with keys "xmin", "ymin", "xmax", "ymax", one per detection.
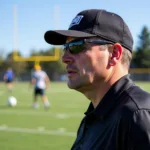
[{"xmin": 71, "ymin": 75, "xmax": 150, "ymax": 150}]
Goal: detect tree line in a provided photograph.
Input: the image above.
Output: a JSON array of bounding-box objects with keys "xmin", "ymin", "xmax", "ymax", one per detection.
[
  {"xmin": 0, "ymin": 26, "xmax": 150, "ymax": 80},
  {"xmin": 132, "ymin": 26, "xmax": 150, "ymax": 68}
]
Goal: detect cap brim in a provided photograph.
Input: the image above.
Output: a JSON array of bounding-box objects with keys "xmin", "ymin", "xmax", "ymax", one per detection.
[{"xmin": 44, "ymin": 30, "xmax": 96, "ymax": 45}]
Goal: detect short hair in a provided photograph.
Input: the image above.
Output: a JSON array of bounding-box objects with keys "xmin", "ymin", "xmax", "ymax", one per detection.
[{"xmin": 121, "ymin": 47, "xmax": 132, "ymax": 69}]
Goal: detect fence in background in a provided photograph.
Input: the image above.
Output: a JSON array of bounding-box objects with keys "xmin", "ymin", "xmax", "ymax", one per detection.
[
  {"xmin": 0, "ymin": 68, "xmax": 150, "ymax": 82},
  {"xmin": 129, "ymin": 68, "xmax": 150, "ymax": 81}
]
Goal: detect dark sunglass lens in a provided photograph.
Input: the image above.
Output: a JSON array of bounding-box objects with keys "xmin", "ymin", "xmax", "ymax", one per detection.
[{"xmin": 69, "ymin": 41, "xmax": 84, "ymax": 54}]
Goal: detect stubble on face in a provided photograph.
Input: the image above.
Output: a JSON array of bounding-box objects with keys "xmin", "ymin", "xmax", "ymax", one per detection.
[
  {"xmin": 67, "ymin": 54, "xmax": 91, "ymax": 90},
  {"xmin": 67, "ymin": 45, "xmax": 108, "ymax": 91}
]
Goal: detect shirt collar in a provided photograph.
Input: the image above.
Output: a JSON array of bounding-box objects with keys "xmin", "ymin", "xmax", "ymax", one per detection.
[{"xmin": 84, "ymin": 74, "xmax": 134, "ymax": 120}]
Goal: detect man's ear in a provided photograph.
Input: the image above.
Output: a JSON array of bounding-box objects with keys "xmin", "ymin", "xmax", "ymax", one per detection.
[{"xmin": 109, "ymin": 43, "xmax": 123, "ymax": 66}]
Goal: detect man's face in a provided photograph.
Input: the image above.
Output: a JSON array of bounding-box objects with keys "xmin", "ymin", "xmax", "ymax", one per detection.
[{"xmin": 62, "ymin": 37, "xmax": 112, "ymax": 92}]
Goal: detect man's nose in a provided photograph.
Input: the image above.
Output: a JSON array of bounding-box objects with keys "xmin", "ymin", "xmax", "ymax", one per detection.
[{"xmin": 62, "ymin": 50, "xmax": 74, "ymax": 64}]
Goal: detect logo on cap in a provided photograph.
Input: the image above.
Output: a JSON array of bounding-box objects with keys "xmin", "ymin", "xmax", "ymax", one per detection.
[{"xmin": 69, "ymin": 15, "xmax": 84, "ymax": 28}]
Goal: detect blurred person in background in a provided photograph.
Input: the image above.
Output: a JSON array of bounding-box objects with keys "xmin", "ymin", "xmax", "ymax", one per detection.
[
  {"xmin": 44, "ymin": 9, "xmax": 150, "ymax": 150},
  {"xmin": 3, "ymin": 68, "xmax": 15, "ymax": 92},
  {"xmin": 30, "ymin": 64, "xmax": 50, "ymax": 109}
]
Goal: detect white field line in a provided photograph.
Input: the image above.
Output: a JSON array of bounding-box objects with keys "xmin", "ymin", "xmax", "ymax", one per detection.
[
  {"xmin": 0, "ymin": 109, "xmax": 84, "ymax": 118},
  {"xmin": 0, "ymin": 125, "xmax": 76, "ymax": 137}
]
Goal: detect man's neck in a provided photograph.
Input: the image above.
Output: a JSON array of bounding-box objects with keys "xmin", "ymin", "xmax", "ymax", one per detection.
[{"xmin": 83, "ymin": 71, "xmax": 128, "ymax": 108}]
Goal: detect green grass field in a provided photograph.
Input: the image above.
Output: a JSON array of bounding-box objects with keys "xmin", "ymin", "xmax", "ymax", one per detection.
[{"xmin": 0, "ymin": 81, "xmax": 150, "ymax": 150}]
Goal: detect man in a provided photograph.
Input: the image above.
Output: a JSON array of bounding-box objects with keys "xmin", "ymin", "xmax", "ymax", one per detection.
[
  {"xmin": 44, "ymin": 9, "xmax": 150, "ymax": 149},
  {"xmin": 4, "ymin": 68, "xmax": 15, "ymax": 92},
  {"xmin": 31, "ymin": 64, "xmax": 50, "ymax": 109}
]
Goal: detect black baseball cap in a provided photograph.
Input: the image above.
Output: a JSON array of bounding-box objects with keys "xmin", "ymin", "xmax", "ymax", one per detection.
[{"xmin": 44, "ymin": 9, "xmax": 133, "ymax": 52}]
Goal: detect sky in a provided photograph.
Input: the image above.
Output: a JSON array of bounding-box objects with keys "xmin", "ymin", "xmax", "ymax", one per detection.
[{"xmin": 0, "ymin": 0, "xmax": 150, "ymax": 57}]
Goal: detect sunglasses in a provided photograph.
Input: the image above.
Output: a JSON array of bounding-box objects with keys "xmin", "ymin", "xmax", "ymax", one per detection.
[{"xmin": 63, "ymin": 39, "xmax": 114, "ymax": 54}]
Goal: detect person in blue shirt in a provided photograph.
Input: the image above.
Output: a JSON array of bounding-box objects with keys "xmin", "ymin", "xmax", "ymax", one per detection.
[{"xmin": 3, "ymin": 68, "xmax": 15, "ymax": 92}]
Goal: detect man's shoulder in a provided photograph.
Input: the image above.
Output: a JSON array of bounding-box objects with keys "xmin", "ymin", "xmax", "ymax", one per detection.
[
  {"xmin": 119, "ymin": 85, "xmax": 150, "ymax": 117},
  {"xmin": 126, "ymin": 85, "xmax": 150, "ymax": 109}
]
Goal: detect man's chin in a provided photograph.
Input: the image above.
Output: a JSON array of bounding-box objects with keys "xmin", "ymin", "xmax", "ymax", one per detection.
[
  {"xmin": 67, "ymin": 81, "xmax": 80, "ymax": 90},
  {"xmin": 68, "ymin": 84, "xmax": 85, "ymax": 94}
]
